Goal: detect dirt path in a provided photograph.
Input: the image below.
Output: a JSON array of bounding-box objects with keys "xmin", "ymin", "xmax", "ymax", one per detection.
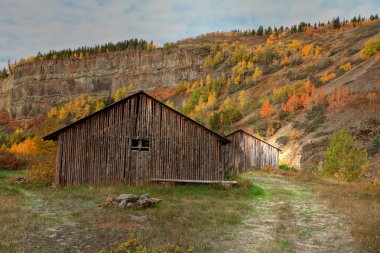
[
  {"xmin": 20, "ymin": 189, "xmax": 93, "ymax": 252},
  {"xmin": 218, "ymin": 173, "xmax": 357, "ymax": 253}
]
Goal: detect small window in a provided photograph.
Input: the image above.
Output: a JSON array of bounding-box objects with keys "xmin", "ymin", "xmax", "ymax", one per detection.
[
  {"xmin": 131, "ymin": 139, "xmax": 139, "ymax": 150},
  {"xmin": 142, "ymin": 139, "xmax": 150, "ymax": 148},
  {"xmin": 131, "ymin": 138, "xmax": 150, "ymax": 151}
]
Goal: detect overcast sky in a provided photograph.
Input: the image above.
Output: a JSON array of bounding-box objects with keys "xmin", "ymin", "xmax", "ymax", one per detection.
[{"xmin": 0, "ymin": 0, "xmax": 379, "ymax": 69}]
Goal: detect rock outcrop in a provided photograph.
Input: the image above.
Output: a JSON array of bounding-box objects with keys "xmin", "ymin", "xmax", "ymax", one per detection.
[{"xmin": 0, "ymin": 47, "xmax": 208, "ymax": 122}]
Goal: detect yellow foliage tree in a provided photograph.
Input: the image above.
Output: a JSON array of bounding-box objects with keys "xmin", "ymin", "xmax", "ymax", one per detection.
[
  {"xmin": 95, "ymin": 99, "xmax": 106, "ymax": 111},
  {"xmin": 165, "ymin": 100, "xmax": 174, "ymax": 108},
  {"xmin": 339, "ymin": 62, "xmax": 351, "ymax": 72},
  {"xmin": 301, "ymin": 44, "xmax": 314, "ymax": 58},
  {"xmin": 320, "ymin": 72, "xmax": 336, "ymax": 83},
  {"xmin": 9, "ymin": 138, "xmax": 38, "ymax": 155},
  {"xmin": 113, "ymin": 84, "xmax": 134, "ymax": 102},
  {"xmin": 252, "ymin": 67, "xmax": 262, "ymax": 81},
  {"xmin": 238, "ymin": 90, "xmax": 247, "ymax": 109}
]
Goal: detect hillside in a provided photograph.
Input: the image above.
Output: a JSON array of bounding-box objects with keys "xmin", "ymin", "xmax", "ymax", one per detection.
[{"xmin": 0, "ymin": 19, "xmax": 379, "ymax": 175}]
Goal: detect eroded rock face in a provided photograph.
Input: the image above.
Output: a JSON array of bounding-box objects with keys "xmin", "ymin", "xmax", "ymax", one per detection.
[{"xmin": 0, "ymin": 47, "xmax": 208, "ymax": 122}]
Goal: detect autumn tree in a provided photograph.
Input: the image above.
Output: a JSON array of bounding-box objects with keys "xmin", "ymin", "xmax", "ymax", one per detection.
[
  {"xmin": 113, "ymin": 84, "xmax": 134, "ymax": 102},
  {"xmin": 323, "ymin": 129, "xmax": 368, "ymax": 181},
  {"xmin": 238, "ymin": 90, "xmax": 247, "ymax": 109},
  {"xmin": 252, "ymin": 67, "xmax": 262, "ymax": 81},
  {"xmin": 281, "ymin": 94, "xmax": 301, "ymax": 113},
  {"xmin": 95, "ymin": 99, "xmax": 106, "ymax": 111},
  {"xmin": 260, "ymin": 99, "xmax": 274, "ymax": 118}
]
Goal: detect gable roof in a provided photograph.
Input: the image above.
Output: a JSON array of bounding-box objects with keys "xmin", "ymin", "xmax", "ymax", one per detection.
[
  {"xmin": 226, "ymin": 129, "xmax": 281, "ymax": 151},
  {"xmin": 43, "ymin": 90, "xmax": 229, "ymax": 144}
]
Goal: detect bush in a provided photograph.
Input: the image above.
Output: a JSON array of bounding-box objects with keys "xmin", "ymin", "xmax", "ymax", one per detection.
[
  {"xmin": 0, "ymin": 150, "xmax": 24, "ymax": 170},
  {"xmin": 221, "ymin": 106, "xmax": 242, "ymax": 125},
  {"xmin": 360, "ymin": 39, "xmax": 380, "ymax": 60},
  {"xmin": 276, "ymin": 135, "xmax": 289, "ymax": 146},
  {"xmin": 279, "ymin": 163, "xmax": 297, "ymax": 171},
  {"xmin": 209, "ymin": 112, "xmax": 222, "ymax": 131},
  {"xmin": 11, "ymin": 137, "xmax": 57, "ymax": 184},
  {"xmin": 348, "ymin": 48, "xmax": 360, "ymax": 56},
  {"xmin": 304, "ymin": 115, "xmax": 326, "ymax": 134},
  {"xmin": 224, "ymin": 166, "xmax": 239, "ymax": 181},
  {"xmin": 323, "ymin": 129, "xmax": 368, "ymax": 181},
  {"xmin": 366, "ymin": 135, "xmax": 380, "ymax": 155},
  {"xmin": 254, "ymin": 118, "xmax": 268, "ymax": 136},
  {"xmin": 290, "ymin": 130, "xmax": 300, "ymax": 140}
]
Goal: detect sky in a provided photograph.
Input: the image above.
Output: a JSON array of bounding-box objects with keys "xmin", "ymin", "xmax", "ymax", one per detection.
[{"xmin": 0, "ymin": 0, "xmax": 379, "ymax": 69}]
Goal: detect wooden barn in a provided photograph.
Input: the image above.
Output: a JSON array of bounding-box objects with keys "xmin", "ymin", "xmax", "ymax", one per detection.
[
  {"xmin": 44, "ymin": 91, "xmax": 230, "ymax": 186},
  {"xmin": 225, "ymin": 129, "xmax": 280, "ymax": 172}
]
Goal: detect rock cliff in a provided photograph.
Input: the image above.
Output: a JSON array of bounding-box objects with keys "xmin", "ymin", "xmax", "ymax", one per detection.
[{"xmin": 0, "ymin": 47, "xmax": 208, "ymax": 123}]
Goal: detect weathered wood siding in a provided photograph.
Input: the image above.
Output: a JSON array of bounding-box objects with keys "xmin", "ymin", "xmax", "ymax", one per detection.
[
  {"xmin": 226, "ymin": 131, "xmax": 279, "ymax": 172},
  {"xmin": 55, "ymin": 93, "xmax": 225, "ymax": 185}
]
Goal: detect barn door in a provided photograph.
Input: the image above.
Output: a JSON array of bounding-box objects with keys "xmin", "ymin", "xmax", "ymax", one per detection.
[{"xmin": 130, "ymin": 138, "xmax": 150, "ymax": 185}]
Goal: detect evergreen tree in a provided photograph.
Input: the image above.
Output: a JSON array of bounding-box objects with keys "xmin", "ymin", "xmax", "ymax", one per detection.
[
  {"xmin": 332, "ymin": 17, "xmax": 341, "ymax": 29},
  {"xmin": 257, "ymin": 26, "xmax": 264, "ymax": 36}
]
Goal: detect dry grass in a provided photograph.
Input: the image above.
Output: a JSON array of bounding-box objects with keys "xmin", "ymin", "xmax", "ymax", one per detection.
[
  {"xmin": 0, "ymin": 169, "xmax": 262, "ymax": 253},
  {"xmin": 310, "ymin": 179, "xmax": 380, "ymax": 253},
  {"xmin": 261, "ymin": 166, "xmax": 313, "ymax": 179},
  {"xmin": 260, "ymin": 167, "xmax": 380, "ymax": 252}
]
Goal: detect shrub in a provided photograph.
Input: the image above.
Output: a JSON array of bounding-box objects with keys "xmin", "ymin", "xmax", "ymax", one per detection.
[
  {"xmin": 276, "ymin": 135, "xmax": 289, "ymax": 146},
  {"xmin": 360, "ymin": 39, "xmax": 380, "ymax": 60},
  {"xmin": 279, "ymin": 162, "xmax": 297, "ymax": 171},
  {"xmin": 320, "ymin": 72, "xmax": 336, "ymax": 83},
  {"xmin": 323, "ymin": 129, "xmax": 368, "ymax": 181},
  {"xmin": 209, "ymin": 112, "xmax": 222, "ymax": 131},
  {"xmin": 0, "ymin": 150, "xmax": 24, "ymax": 170},
  {"xmin": 304, "ymin": 115, "xmax": 325, "ymax": 134},
  {"xmin": 247, "ymin": 115, "xmax": 260, "ymax": 125},
  {"xmin": 14, "ymin": 137, "xmax": 57, "ymax": 184},
  {"xmin": 348, "ymin": 48, "xmax": 360, "ymax": 56},
  {"xmin": 224, "ymin": 166, "xmax": 239, "ymax": 181},
  {"xmin": 177, "ymin": 82, "xmax": 189, "ymax": 94},
  {"xmin": 254, "ymin": 118, "xmax": 268, "ymax": 136},
  {"xmin": 221, "ymin": 106, "xmax": 243, "ymax": 125},
  {"xmin": 278, "ymin": 110, "xmax": 289, "ymax": 121},
  {"xmin": 366, "ymin": 135, "xmax": 380, "ymax": 155},
  {"xmin": 290, "ymin": 130, "xmax": 300, "ymax": 140}
]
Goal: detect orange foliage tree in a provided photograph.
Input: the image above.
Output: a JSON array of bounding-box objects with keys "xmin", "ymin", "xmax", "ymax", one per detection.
[
  {"xmin": 281, "ymin": 94, "xmax": 301, "ymax": 113},
  {"xmin": 260, "ymin": 99, "xmax": 274, "ymax": 118},
  {"xmin": 327, "ymin": 87, "xmax": 350, "ymax": 109},
  {"xmin": 9, "ymin": 138, "xmax": 38, "ymax": 155}
]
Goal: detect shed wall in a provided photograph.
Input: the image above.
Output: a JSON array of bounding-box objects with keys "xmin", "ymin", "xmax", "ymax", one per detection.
[{"xmin": 226, "ymin": 131, "xmax": 279, "ymax": 172}]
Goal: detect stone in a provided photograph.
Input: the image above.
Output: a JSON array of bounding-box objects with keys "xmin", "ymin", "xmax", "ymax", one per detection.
[
  {"xmin": 126, "ymin": 214, "xmax": 150, "ymax": 223},
  {"xmin": 118, "ymin": 200, "xmax": 127, "ymax": 208},
  {"xmin": 48, "ymin": 233, "xmax": 57, "ymax": 238},
  {"xmin": 126, "ymin": 202, "xmax": 137, "ymax": 207},
  {"xmin": 146, "ymin": 198, "xmax": 162, "ymax": 205},
  {"xmin": 116, "ymin": 194, "xmax": 139, "ymax": 202},
  {"xmin": 15, "ymin": 177, "xmax": 28, "ymax": 184},
  {"xmin": 137, "ymin": 199, "xmax": 147, "ymax": 207},
  {"xmin": 140, "ymin": 194, "xmax": 150, "ymax": 199}
]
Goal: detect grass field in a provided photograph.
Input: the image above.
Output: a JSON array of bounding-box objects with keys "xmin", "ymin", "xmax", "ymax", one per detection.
[{"xmin": 0, "ymin": 169, "xmax": 379, "ymax": 253}]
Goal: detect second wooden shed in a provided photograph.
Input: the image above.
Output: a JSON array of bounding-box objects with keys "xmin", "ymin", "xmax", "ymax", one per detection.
[{"xmin": 225, "ymin": 129, "xmax": 280, "ymax": 172}]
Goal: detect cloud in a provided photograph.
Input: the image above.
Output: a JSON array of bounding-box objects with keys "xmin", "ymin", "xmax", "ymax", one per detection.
[{"xmin": 0, "ymin": 0, "xmax": 379, "ymax": 68}]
